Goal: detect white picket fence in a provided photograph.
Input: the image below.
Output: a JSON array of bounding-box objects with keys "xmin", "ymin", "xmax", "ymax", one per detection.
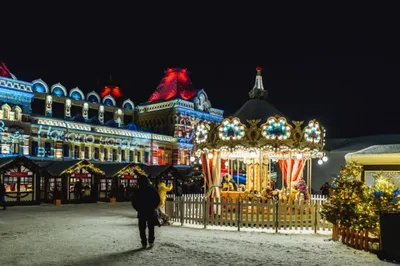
[{"xmin": 166, "ymin": 194, "xmax": 332, "ymax": 233}]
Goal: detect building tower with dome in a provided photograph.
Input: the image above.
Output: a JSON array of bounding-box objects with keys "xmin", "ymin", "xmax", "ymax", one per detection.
[{"xmin": 136, "ymin": 68, "xmax": 224, "ymax": 167}]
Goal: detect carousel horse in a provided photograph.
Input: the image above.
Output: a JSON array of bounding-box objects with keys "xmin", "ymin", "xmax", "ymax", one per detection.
[{"xmin": 221, "ymin": 174, "xmax": 237, "ymax": 191}]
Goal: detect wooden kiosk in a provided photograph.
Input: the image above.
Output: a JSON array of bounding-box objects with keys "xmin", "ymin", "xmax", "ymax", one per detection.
[{"xmin": 0, "ymin": 156, "xmax": 45, "ymax": 206}]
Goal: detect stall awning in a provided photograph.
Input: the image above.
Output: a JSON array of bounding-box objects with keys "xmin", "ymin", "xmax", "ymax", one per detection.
[
  {"xmin": 44, "ymin": 160, "xmax": 105, "ymax": 176},
  {"xmin": 95, "ymin": 163, "xmax": 131, "ymax": 177},
  {"xmin": 0, "ymin": 156, "xmax": 44, "ymax": 174},
  {"xmin": 345, "ymin": 145, "xmax": 400, "ymax": 165},
  {"xmin": 110, "ymin": 163, "xmax": 179, "ymax": 179}
]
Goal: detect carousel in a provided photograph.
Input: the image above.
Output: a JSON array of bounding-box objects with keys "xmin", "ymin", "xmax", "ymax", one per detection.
[{"xmin": 195, "ymin": 67, "xmax": 327, "ymax": 202}]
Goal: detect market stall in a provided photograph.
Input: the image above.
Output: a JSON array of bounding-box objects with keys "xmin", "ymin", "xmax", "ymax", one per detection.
[
  {"xmin": 0, "ymin": 156, "xmax": 45, "ymax": 205},
  {"xmin": 45, "ymin": 160, "xmax": 105, "ymax": 203},
  {"xmin": 345, "ymin": 144, "xmax": 400, "ymax": 187}
]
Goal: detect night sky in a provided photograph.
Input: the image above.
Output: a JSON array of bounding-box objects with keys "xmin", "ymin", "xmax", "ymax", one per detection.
[{"xmin": 1, "ymin": 15, "xmax": 396, "ymax": 139}]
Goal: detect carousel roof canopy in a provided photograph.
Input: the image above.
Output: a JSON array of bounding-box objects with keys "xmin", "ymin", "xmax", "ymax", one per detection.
[
  {"xmin": 194, "ymin": 67, "xmax": 326, "ymax": 160},
  {"xmin": 234, "ymin": 66, "xmax": 287, "ymax": 125},
  {"xmin": 234, "ymin": 98, "xmax": 286, "ymax": 125}
]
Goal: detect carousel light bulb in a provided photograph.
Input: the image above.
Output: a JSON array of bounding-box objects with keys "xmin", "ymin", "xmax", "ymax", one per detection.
[
  {"xmin": 318, "ymin": 159, "xmax": 323, "ymax": 165},
  {"xmin": 296, "ymin": 153, "xmax": 303, "ymax": 159},
  {"xmin": 322, "ymin": 156, "xmax": 328, "ymax": 162},
  {"xmin": 190, "ymin": 156, "xmax": 196, "ymax": 162},
  {"xmin": 224, "ymin": 161, "xmax": 229, "ymax": 167},
  {"xmin": 249, "ymin": 151, "xmax": 256, "ymax": 157},
  {"xmin": 199, "ymin": 159, "xmax": 202, "ymax": 164},
  {"xmin": 207, "ymin": 153, "xmax": 213, "ymax": 159}
]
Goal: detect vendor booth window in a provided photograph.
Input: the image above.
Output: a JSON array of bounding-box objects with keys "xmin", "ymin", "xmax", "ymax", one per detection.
[
  {"xmin": 121, "ymin": 150, "xmax": 126, "ymax": 161},
  {"xmin": 40, "ymin": 176, "xmax": 44, "ymax": 191},
  {"xmin": 20, "ymin": 177, "xmax": 33, "ymax": 192},
  {"xmin": 49, "ymin": 178, "xmax": 62, "ymax": 191},
  {"xmin": 144, "ymin": 151, "xmax": 149, "ymax": 164},
  {"xmin": 112, "ymin": 149, "xmax": 117, "ymax": 161},
  {"xmin": 74, "ymin": 146, "xmax": 80, "ymax": 159},
  {"xmin": 63, "ymin": 144, "xmax": 70, "ymax": 157},
  {"xmin": 94, "ymin": 147, "xmax": 99, "ymax": 160},
  {"xmin": 100, "ymin": 179, "xmax": 112, "ymax": 191},
  {"xmin": 84, "ymin": 146, "xmax": 89, "ymax": 159},
  {"xmin": 44, "ymin": 142, "xmax": 52, "ymax": 157},
  {"xmin": 129, "ymin": 151, "xmax": 134, "ymax": 162}
]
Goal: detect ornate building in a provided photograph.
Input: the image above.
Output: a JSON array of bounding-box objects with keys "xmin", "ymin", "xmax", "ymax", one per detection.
[
  {"xmin": 136, "ymin": 68, "xmax": 224, "ymax": 167},
  {"xmin": 0, "ymin": 63, "xmax": 175, "ymax": 165}
]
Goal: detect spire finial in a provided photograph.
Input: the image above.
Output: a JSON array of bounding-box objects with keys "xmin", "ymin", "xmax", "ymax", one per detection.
[
  {"xmin": 256, "ymin": 66, "xmax": 262, "ymax": 75},
  {"xmin": 248, "ymin": 66, "xmax": 267, "ymax": 100}
]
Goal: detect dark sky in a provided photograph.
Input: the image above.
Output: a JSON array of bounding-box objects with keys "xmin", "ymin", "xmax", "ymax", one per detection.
[
  {"xmin": 1, "ymin": 10, "xmax": 397, "ymax": 139},
  {"xmin": 1, "ymin": 53, "xmax": 396, "ymax": 139}
]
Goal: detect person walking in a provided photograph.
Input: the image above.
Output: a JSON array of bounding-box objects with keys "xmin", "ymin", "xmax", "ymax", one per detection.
[
  {"xmin": 320, "ymin": 182, "xmax": 331, "ymax": 196},
  {"xmin": 0, "ymin": 182, "xmax": 6, "ymax": 210},
  {"xmin": 131, "ymin": 175, "xmax": 160, "ymax": 249}
]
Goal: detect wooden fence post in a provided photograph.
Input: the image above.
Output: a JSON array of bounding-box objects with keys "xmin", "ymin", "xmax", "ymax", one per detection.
[
  {"xmin": 275, "ymin": 200, "xmax": 279, "ymax": 233},
  {"xmin": 237, "ymin": 199, "xmax": 241, "ymax": 231},
  {"xmin": 314, "ymin": 202, "xmax": 318, "ymax": 233},
  {"xmin": 180, "ymin": 196, "xmax": 184, "ymax": 226},
  {"xmin": 203, "ymin": 197, "xmax": 207, "ymax": 229}
]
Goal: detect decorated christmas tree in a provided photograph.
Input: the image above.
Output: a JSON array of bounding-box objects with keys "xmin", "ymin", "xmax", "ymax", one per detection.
[
  {"xmin": 320, "ymin": 162, "xmax": 367, "ymax": 228},
  {"xmin": 368, "ymin": 174, "xmax": 400, "ymax": 212}
]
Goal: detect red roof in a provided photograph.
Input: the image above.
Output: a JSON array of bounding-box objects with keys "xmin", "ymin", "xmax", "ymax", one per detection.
[
  {"xmin": 0, "ymin": 62, "xmax": 12, "ymax": 79},
  {"xmin": 148, "ymin": 68, "xmax": 199, "ymax": 103}
]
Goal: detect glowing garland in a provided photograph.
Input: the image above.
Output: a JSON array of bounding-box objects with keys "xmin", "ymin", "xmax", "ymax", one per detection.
[
  {"xmin": 218, "ymin": 119, "xmax": 245, "ymax": 140},
  {"xmin": 262, "ymin": 118, "xmax": 290, "ymax": 140},
  {"xmin": 61, "ymin": 161, "xmax": 105, "ymax": 175},
  {"xmin": 195, "ymin": 123, "xmax": 208, "ymax": 144},
  {"xmin": 304, "ymin": 120, "xmax": 321, "ymax": 143},
  {"xmin": 116, "ymin": 165, "xmax": 148, "ymax": 178}
]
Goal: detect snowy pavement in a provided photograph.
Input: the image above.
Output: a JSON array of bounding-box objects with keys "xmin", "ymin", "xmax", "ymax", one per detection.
[{"xmin": 0, "ymin": 203, "xmax": 393, "ymax": 266}]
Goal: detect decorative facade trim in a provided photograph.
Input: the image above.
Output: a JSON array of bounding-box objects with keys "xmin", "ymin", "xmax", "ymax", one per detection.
[
  {"xmin": 50, "ymin": 83, "xmax": 67, "ymax": 97},
  {"xmin": 69, "ymin": 87, "xmax": 85, "ymax": 101}
]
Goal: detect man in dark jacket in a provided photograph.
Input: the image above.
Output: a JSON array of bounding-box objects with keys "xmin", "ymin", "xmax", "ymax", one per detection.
[
  {"xmin": 0, "ymin": 182, "xmax": 6, "ymax": 210},
  {"xmin": 131, "ymin": 175, "xmax": 160, "ymax": 248}
]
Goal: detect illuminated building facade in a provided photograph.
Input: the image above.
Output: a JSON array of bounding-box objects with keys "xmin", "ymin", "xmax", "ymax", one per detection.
[
  {"xmin": 136, "ymin": 68, "xmax": 224, "ymax": 167},
  {"xmin": 0, "ymin": 72, "xmax": 175, "ymax": 165}
]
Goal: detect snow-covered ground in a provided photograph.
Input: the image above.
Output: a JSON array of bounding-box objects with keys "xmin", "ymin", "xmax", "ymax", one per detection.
[{"xmin": 0, "ymin": 203, "xmax": 393, "ymax": 266}]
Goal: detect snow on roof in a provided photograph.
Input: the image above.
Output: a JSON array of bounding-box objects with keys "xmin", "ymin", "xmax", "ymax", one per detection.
[
  {"xmin": 351, "ymin": 144, "xmax": 400, "ymax": 155},
  {"xmin": 330, "ymin": 134, "xmax": 400, "ymax": 152},
  {"xmin": 345, "ymin": 144, "xmax": 400, "ymax": 165}
]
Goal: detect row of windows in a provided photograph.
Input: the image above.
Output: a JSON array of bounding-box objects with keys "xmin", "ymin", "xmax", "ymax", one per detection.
[{"xmin": 30, "ymin": 141, "xmax": 169, "ymax": 164}]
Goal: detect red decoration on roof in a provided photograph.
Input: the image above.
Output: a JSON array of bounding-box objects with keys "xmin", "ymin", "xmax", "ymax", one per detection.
[
  {"xmin": 148, "ymin": 68, "xmax": 199, "ymax": 103},
  {"xmin": 0, "ymin": 62, "xmax": 12, "ymax": 78},
  {"xmin": 256, "ymin": 66, "xmax": 262, "ymax": 71},
  {"xmin": 100, "ymin": 85, "xmax": 122, "ymax": 99}
]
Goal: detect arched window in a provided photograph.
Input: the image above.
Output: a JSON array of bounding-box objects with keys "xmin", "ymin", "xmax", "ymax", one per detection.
[
  {"xmin": 104, "ymin": 98, "xmax": 114, "ymax": 107},
  {"xmin": 2, "ymin": 104, "xmax": 11, "ymax": 120},
  {"xmin": 14, "ymin": 106, "xmax": 22, "ymax": 121},
  {"xmin": 71, "ymin": 91, "xmax": 83, "ymax": 100}
]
